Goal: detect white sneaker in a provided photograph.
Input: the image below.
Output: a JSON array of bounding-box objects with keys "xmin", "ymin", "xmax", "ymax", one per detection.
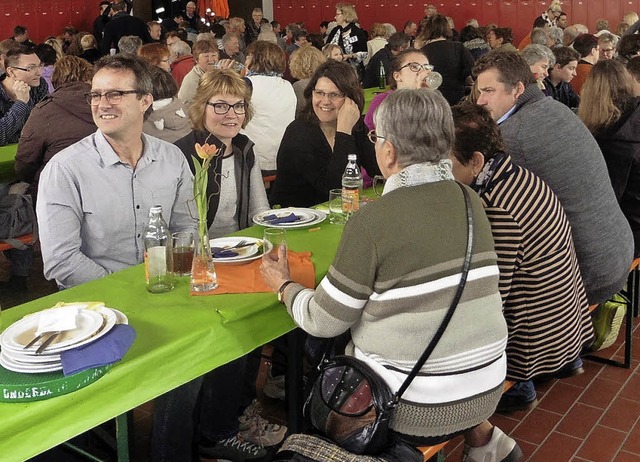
[{"xmin": 462, "ymin": 427, "xmax": 523, "ymax": 462}]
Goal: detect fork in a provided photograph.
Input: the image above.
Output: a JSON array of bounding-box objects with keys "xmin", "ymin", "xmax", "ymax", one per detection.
[{"xmin": 211, "ymin": 240, "xmax": 250, "ymax": 252}]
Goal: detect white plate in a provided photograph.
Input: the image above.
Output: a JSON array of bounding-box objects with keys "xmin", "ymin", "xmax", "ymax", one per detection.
[
  {"xmin": 209, "ymin": 237, "xmax": 265, "ymax": 264},
  {"xmin": 1, "ymin": 309, "xmax": 103, "ymax": 353},
  {"xmin": 1, "ymin": 307, "xmax": 121, "ymax": 355},
  {"xmin": 43, "ymin": 307, "xmax": 119, "ymax": 354},
  {"xmin": 253, "ymin": 208, "xmax": 317, "ymax": 227},
  {"xmin": 253, "ymin": 209, "xmax": 327, "ymax": 229},
  {"xmin": 0, "ymin": 352, "xmax": 62, "ymax": 374},
  {"xmin": 2, "ymin": 349, "xmax": 61, "ymax": 364},
  {"xmin": 210, "ymin": 237, "xmax": 260, "ymax": 262}
]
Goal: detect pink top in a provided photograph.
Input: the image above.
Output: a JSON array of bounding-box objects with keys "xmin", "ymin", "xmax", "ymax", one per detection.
[{"xmin": 364, "ymin": 90, "xmax": 393, "ymax": 131}]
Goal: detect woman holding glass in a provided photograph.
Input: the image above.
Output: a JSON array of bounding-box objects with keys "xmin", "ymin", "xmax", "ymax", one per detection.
[
  {"xmin": 153, "ymin": 69, "xmax": 278, "ymax": 461},
  {"xmin": 269, "ymin": 60, "xmax": 380, "ymax": 207},
  {"xmin": 262, "ymin": 89, "xmax": 521, "ymax": 461},
  {"xmin": 364, "ymin": 48, "xmax": 435, "ymax": 130}
]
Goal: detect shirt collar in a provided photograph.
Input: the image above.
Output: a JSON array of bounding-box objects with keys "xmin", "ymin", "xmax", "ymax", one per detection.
[
  {"xmin": 497, "ymin": 104, "xmax": 517, "ymax": 125},
  {"xmin": 94, "ymin": 130, "xmax": 157, "ymax": 167}
]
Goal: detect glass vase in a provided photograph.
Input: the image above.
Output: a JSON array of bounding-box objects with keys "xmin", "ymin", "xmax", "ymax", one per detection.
[{"xmin": 191, "ymin": 231, "xmax": 218, "ymax": 292}]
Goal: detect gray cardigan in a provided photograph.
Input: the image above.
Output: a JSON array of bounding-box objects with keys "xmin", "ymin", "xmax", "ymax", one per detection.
[{"xmin": 499, "ymin": 84, "xmax": 634, "ymax": 304}]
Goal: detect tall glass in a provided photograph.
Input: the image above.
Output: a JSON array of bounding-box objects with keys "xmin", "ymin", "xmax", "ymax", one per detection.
[
  {"xmin": 263, "ymin": 228, "xmax": 286, "ymax": 261},
  {"xmin": 172, "ymin": 231, "xmax": 194, "ymax": 276}
]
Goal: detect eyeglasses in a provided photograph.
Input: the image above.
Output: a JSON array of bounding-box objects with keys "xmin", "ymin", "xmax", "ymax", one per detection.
[
  {"xmin": 206, "ymin": 101, "xmax": 246, "ymax": 115},
  {"xmin": 85, "ymin": 90, "xmax": 141, "ymax": 106},
  {"xmin": 367, "ymin": 130, "xmax": 387, "ymax": 144},
  {"xmin": 11, "ymin": 63, "xmax": 44, "ymax": 73},
  {"xmin": 312, "ymin": 89, "xmax": 345, "ymax": 101},
  {"xmin": 602, "ymin": 48, "xmax": 615, "ymax": 53},
  {"xmin": 399, "ymin": 62, "xmax": 434, "ymax": 73}
]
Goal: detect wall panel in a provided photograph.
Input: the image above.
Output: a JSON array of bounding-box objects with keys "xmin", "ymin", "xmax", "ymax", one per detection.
[{"xmin": 0, "ymin": 0, "xmax": 637, "ymax": 45}]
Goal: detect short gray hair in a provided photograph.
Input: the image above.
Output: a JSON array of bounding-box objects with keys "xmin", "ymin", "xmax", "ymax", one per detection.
[
  {"xmin": 169, "ymin": 40, "xmax": 191, "ymax": 57},
  {"xmin": 530, "ymin": 28, "xmax": 549, "ymax": 45},
  {"xmin": 118, "ymin": 35, "xmax": 143, "ymax": 55},
  {"xmin": 548, "ymin": 27, "xmax": 563, "ymax": 46},
  {"xmin": 521, "ymin": 44, "xmax": 555, "ymax": 67},
  {"xmin": 222, "ymin": 33, "xmax": 239, "ymax": 47},
  {"xmin": 373, "ymin": 89, "xmax": 454, "ymax": 167}
]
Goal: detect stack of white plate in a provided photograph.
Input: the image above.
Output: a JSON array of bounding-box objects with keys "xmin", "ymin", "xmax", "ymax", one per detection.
[
  {"xmin": 252, "ymin": 208, "xmax": 327, "ymax": 229},
  {"xmin": 210, "ymin": 236, "xmax": 265, "ymax": 264},
  {"xmin": 0, "ymin": 306, "xmax": 128, "ymax": 374}
]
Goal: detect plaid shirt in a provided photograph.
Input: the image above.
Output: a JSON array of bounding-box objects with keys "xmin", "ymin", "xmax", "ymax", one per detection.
[{"xmin": 0, "ymin": 74, "xmax": 48, "ymax": 146}]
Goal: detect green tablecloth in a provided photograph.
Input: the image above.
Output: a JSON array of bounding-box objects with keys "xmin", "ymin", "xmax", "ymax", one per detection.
[
  {"xmin": 0, "ymin": 143, "xmax": 18, "ymax": 183},
  {"xmin": 363, "ymin": 86, "xmax": 389, "ymax": 114},
  {"xmin": 0, "ymin": 219, "xmax": 345, "ymax": 461}
]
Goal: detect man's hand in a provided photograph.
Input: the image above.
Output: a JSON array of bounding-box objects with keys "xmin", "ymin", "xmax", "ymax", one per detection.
[{"xmin": 13, "ymin": 80, "xmax": 30, "ymax": 104}]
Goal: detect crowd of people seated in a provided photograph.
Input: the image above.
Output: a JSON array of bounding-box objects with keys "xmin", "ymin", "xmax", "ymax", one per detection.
[{"xmin": 3, "ymin": 0, "xmax": 640, "ymax": 460}]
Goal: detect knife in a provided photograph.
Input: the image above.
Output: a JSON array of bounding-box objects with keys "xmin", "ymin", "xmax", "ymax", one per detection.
[{"xmin": 35, "ymin": 331, "xmax": 61, "ymax": 355}]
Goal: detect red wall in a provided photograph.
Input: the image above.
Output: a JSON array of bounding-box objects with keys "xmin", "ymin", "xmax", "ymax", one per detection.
[
  {"xmin": 0, "ymin": 0, "xmax": 639, "ymax": 44},
  {"xmin": 0, "ymin": 0, "xmax": 94, "ymax": 43},
  {"xmin": 273, "ymin": 0, "xmax": 640, "ymax": 45}
]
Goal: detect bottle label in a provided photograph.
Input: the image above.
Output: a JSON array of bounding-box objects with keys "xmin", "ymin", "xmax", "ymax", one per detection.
[
  {"xmin": 145, "ymin": 246, "xmax": 167, "ymax": 282},
  {"xmin": 342, "ymin": 188, "xmax": 359, "ymax": 212}
]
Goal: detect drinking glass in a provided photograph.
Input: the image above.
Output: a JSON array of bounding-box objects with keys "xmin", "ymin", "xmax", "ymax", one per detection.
[
  {"xmin": 328, "ymin": 189, "xmax": 352, "ymax": 224},
  {"xmin": 172, "ymin": 231, "xmax": 194, "ymax": 276},
  {"xmin": 425, "ymin": 71, "xmax": 443, "ymax": 90},
  {"xmin": 264, "ymin": 228, "xmax": 286, "ymax": 261}
]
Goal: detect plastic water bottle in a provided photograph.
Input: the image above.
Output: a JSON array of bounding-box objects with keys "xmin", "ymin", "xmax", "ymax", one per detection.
[
  {"xmin": 144, "ymin": 206, "xmax": 174, "ymax": 294},
  {"xmin": 378, "ymin": 61, "xmax": 386, "ymax": 89},
  {"xmin": 342, "ymin": 154, "xmax": 363, "ymax": 212}
]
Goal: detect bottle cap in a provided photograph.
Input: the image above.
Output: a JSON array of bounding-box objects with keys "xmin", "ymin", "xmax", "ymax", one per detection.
[
  {"xmin": 348, "ymin": 154, "xmax": 357, "ymax": 161},
  {"xmin": 149, "ymin": 205, "xmax": 162, "ymax": 216}
]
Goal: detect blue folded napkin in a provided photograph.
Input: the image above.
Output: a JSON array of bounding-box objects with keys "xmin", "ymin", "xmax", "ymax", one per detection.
[
  {"xmin": 61, "ymin": 324, "xmax": 136, "ymax": 376},
  {"xmin": 263, "ymin": 213, "xmax": 300, "ymax": 224},
  {"xmin": 213, "ymin": 249, "xmax": 239, "ymax": 258}
]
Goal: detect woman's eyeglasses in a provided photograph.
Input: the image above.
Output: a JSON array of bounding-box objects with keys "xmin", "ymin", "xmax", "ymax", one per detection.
[
  {"xmin": 312, "ymin": 89, "xmax": 345, "ymax": 101},
  {"xmin": 367, "ymin": 130, "xmax": 387, "ymax": 144},
  {"xmin": 399, "ymin": 62, "xmax": 435, "ymax": 73},
  {"xmin": 206, "ymin": 102, "xmax": 247, "ymax": 115}
]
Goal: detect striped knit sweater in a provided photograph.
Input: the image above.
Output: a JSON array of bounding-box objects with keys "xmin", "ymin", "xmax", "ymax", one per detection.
[
  {"xmin": 478, "ymin": 156, "xmax": 594, "ymax": 381},
  {"xmin": 285, "ymin": 181, "xmax": 508, "ymax": 441}
]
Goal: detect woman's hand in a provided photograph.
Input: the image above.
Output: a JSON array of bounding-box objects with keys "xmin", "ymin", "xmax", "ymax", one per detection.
[
  {"xmin": 260, "ymin": 244, "xmax": 292, "ymax": 293},
  {"xmin": 336, "ymin": 97, "xmax": 360, "ymax": 134}
]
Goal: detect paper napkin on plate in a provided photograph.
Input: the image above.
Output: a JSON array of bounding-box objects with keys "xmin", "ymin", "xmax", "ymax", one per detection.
[{"xmin": 35, "ymin": 306, "xmax": 80, "ymax": 336}]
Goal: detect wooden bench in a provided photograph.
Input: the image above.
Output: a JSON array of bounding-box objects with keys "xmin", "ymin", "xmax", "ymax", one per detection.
[
  {"xmin": 417, "ymin": 381, "xmax": 515, "ymax": 461},
  {"xmin": 0, "ymin": 233, "xmax": 35, "ymax": 252}
]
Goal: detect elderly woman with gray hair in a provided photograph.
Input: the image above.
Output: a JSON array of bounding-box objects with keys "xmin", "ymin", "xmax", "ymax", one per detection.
[
  {"xmin": 521, "ymin": 44, "xmax": 555, "ymax": 91},
  {"xmin": 262, "ymin": 88, "xmax": 521, "ymax": 461}
]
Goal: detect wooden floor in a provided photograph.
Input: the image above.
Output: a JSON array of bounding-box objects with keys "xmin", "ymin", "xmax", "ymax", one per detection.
[{"xmin": 7, "ymin": 250, "xmax": 640, "ymax": 462}]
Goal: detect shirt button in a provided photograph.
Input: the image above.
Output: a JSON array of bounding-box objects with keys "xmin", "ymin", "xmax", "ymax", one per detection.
[
  {"xmin": 137, "ymin": 234, "xmax": 141, "ymax": 238},
  {"xmin": 136, "ymin": 205, "xmax": 140, "ymax": 209}
]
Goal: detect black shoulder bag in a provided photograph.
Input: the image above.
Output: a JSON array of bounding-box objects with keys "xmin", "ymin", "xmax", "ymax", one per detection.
[{"xmin": 303, "ymin": 183, "xmax": 475, "ymax": 455}]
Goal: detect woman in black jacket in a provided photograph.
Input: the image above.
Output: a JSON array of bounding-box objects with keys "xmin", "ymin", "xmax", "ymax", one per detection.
[
  {"xmin": 579, "ymin": 59, "xmax": 640, "ymax": 256},
  {"xmin": 419, "ymin": 14, "xmax": 474, "ymax": 105},
  {"xmin": 326, "ymin": 2, "xmax": 368, "ymax": 79}
]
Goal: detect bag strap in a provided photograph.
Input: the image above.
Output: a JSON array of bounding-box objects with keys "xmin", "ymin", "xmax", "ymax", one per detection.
[{"xmin": 391, "ymin": 182, "xmax": 474, "ymax": 407}]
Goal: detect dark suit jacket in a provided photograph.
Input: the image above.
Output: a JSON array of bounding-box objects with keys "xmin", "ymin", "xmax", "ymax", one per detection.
[{"xmin": 101, "ymin": 12, "xmax": 152, "ymax": 54}]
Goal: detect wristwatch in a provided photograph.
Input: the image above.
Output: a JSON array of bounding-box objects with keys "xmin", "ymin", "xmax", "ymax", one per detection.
[{"xmin": 277, "ymin": 280, "xmax": 295, "ymax": 303}]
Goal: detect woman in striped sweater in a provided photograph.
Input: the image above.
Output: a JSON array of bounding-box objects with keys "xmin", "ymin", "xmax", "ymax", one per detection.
[
  {"xmin": 450, "ymin": 103, "xmax": 594, "ymax": 412},
  {"xmin": 262, "ymin": 89, "xmax": 522, "ymax": 462}
]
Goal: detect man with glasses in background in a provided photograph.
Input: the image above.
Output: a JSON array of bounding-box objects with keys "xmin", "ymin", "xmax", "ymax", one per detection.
[
  {"xmin": 0, "ymin": 46, "xmax": 48, "ymax": 145},
  {"xmin": 37, "ymin": 55, "xmax": 194, "ymax": 289},
  {"xmin": 0, "ymin": 45, "xmax": 47, "ymax": 294}
]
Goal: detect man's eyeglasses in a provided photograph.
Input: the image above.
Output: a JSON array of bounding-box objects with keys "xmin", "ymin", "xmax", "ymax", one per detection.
[
  {"xmin": 399, "ymin": 62, "xmax": 434, "ymax": 73},
  {"xmin": 206, "ymin": 101, "xmax": 247, "ymax": 115},
  {"xmin": 367, "ymin": 130, "xmax": 387, "ymax": 144},
  {"xmin": 85, "ymin": 90, "xmax": 142, "ymax": 106},
  {"xmin": 312, "ymin": 89, "xmax": 345, "ymax": 101},
  {"xmin": 11, "ymin": 63, "xmax": 44, "ymax": 73}
]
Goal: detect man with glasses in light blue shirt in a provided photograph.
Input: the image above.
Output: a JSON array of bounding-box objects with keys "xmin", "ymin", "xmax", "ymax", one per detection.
[{"xmin": 37, "ymin": 55, "xmax": 194, "ymax": 289}]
